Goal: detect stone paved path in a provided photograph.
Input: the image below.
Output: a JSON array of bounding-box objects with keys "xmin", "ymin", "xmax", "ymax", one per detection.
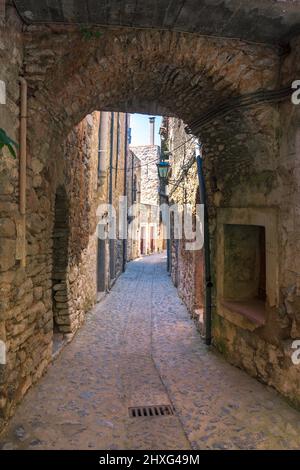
[{"xmin": 1, "ymin": 253, "xmax": 300, "ymax": 450}]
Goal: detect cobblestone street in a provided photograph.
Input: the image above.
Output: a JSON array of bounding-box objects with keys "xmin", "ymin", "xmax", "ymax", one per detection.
[{"xmin": 1, "ymin": 254, "xmax": 300, "ymax": 450}]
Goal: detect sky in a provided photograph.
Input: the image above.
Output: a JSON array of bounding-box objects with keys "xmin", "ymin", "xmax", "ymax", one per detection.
[{"xmin": 130, "ymin": 114, "xmax": 162, "ymax": 147}]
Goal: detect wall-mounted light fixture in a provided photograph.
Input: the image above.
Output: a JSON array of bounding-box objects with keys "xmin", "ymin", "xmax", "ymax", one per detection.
[{"xmin": 157, "ymin": 161, "xmax": 171, "ymax": 182}]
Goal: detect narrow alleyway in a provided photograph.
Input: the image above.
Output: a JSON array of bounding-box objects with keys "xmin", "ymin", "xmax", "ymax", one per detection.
[{"xmin": 1, "ymin": 254, "xmax": 300, "ymax": 450}]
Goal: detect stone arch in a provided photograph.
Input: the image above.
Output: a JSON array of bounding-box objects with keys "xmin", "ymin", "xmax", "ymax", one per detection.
[
  {"xmin": 24, "ymin": 29, "xmax": 281, "ymax": 285},
  {"xmin": 0, "ymin": 15, "xmax": 296, "ymax": 428},
  {"xmin": 52, "ymin": 185, "xmax": 70, "ymax": 336},
  {"xmin": 22, "ymin": 25, "xmax": 284, "ymax": 389},
  {"xmin": 24, "ymin": 28, "xmax": 279, "ymax": 158}
]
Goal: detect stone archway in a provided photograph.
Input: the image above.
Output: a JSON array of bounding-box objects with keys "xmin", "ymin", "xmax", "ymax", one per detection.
[
  {"xmin": 22, "ymin": 28, "xmax": 281, "ymax": 324},
  {"xmin": 24, "ymin": 27, "xmax": 279, "ymax": 137},
  {"xmin": 1, "ymin": 21, "xmax": 292, "ymax": 426}
]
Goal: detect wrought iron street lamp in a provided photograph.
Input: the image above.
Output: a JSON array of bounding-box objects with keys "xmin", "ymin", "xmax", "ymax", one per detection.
[{"xmin": 157, "ymin": 161, "xmax": 170, "ymax": 183}]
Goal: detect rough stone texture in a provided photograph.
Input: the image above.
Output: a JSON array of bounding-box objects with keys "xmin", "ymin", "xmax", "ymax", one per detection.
[
  {"xmin": 107, "ymin": 112, "xmax": 127, "ymax": 280},
  {"xmin": 13, "ymin": 0, "xmax": 300, "ymax": 44},
  {"xmin": 1, "ymin": 3, "xmax": 300, "ymax": 433},
  {"xmin": 164, "ymin": 32, "xmax": 300, "ymax": 406},
  {"xmin": 205, "ymin": 39, "xmax": 300, "ymax": 409},
  {"xmin": 0, "ymin": 6, "xmax": 28, "ymax": 432},
  {"xmin": 130, "ymin": 145, "xmax": 160, "ymax": 207},
  {"xmin": 165, "ymin": 118, "xmax": 204, "ymax": 326},
  {"xmin": 1, "ymin": 255, "xmax": 300, "ymax": 450},
  {"xmin": 51, "ymin": 112, "xmax": 100, "ymax": 335},
  {"xmin": 129, "ymin": 145, "xmax": 162, "ymax": 256},
  {"xmin": 0, "ymin": 74, "xmax": 128, "ymax": 431},
  {"xmin": 22, "ymin": 25, "xmax": 279, "ymax": 128}
]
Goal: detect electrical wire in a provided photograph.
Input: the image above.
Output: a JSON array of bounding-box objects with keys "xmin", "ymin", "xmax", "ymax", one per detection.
[
  {"xmin": 111, "ymin": 134, "xmax": 197, "ymax": 172},
  {"xmin": 168, "ymin": 135, "xmax": 196, "ymax": 153},
  {"xmin": 109, "ymin": 86, "xmax": 291, "ymax": 173},
  {"xmin": 186, "ymin": 86, "xmax": 292, "ymax": 134},
  {"xmin": 169, "ymin": 154, "xmax": 197, "ymax": 196}
]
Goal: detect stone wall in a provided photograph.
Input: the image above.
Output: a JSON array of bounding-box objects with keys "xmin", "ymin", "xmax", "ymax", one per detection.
[
  {"xmin": 166, "ymin": 118, "xmax": 204, "ymax": 319},
  {"xmin": 1, "ymin": 7, "xmax": 300, "ymax": 430},
  {"xmin": 52, "ymin": 112, "xmax": 101, "ymax": 336},
  {"xmin": 0, "ymin": 75, "xmax": 127, "ymax": 430},
  {"xmin": 110, "ymin": 112, "xmax": 127, "ymax": 280},
  {"xmin": 0, "ymin": 100, "xmax": 102, "ymax": 429},
  {"xmin": 165, "ymin": 34, "xmax": 300, "ymax": 407},
  {"xmin": 129, "ymin": 145, "xmax": 162, "ymax": 256},
  {"xmin": 203, "ymin": 50, "xmax": 300, "ymax": 407},
  {"xmin": 130, "ymin": 145, "xmax": 160, "ymax": 206},
  {"xmin": 0, "ymin": 6, "xmax": 28, "ymax": 431},
  {"xmin": 127, "ymin": 150, "xmax": 141, "ymax": 261}
]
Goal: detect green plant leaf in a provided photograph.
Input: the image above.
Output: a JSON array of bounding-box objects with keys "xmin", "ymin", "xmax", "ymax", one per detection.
[
  {"xmin": 0, "ymin": 128, "xmax": 18, "ymax": 158},
  {"xmin": 7, "ymin": 144, "xmax": 17, "ymax": 158},
  {"xmin": 80, "ymin": 26, "xmax": 103, "ymax": 41}
]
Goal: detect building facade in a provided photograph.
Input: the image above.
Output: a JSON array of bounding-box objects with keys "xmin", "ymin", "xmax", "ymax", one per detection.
[
  {"xmin": 163, "ymin": 104, "xmax": 300, "ymax": 409},
  {"xmin": 161, "ymin": 118, "xmax": 205, "ymax": 334},
  {"xmin": 126, "ymin": 149, "xmax": 142, "ymax": 261},
  {"xmin": 0, "ymin": 24, "xmax": 130, "ymax": 424},
  {"xmin": 129, "ymin": 118, "xmax": 163, "ymax": 258}
]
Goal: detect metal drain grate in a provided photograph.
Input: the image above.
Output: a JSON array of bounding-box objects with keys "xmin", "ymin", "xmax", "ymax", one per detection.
[{"xmin": 129, "ymin": 405, "xmax": 175, "ymax": 418}]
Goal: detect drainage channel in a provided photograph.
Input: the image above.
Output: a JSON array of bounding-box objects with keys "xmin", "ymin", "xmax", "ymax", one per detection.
[{"xmin": 129, "ymin": 405, "xmax": 175, "ymax": 418}]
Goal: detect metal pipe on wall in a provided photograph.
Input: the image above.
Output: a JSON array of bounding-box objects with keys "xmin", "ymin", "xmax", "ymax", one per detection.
[
  {"xmin": 19, "ymin": 77, "xmax": 27, "ymax": 268},
  {"xmin": 97, "ymin": 111, "xmax": 110, "ymax": 293},
  {"xmin": 149, "ymin": 117, "xmax": 155, "ymax": 146},
  {"xmin": 122, "ymin": 113, "xmax": 129, "ymax": 272},
  {"xmin": 109, "ymin": 112, "xmax": 115, "ymax": 281},
  {"xmin": 98, "ymin": 111, "xmax": 109, "ymax": 184},
  {"xmin": 196, "ymin": 144, "xmax": 212, "ymax": 346},
  {"xmin": 19, "ymin": 78, "xmax": 27, "ymax": 216}
]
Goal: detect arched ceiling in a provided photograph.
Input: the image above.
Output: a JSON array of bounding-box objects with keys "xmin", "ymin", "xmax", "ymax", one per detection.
[{"xmin": 13, "ymin": 0, "xmax": 300, "ymax": 45}]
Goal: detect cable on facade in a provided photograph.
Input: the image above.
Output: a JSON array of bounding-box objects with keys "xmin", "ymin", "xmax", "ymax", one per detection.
[
  {"xmin": 171, "ymin": 86, "xmax": 293, "ymax": 193},
  {"xmin": 113, "ymin": 86, "xmax": 292, "ymax": 175},
  {"xmin": 185, "ymin": 86, "xmax": 292, "ymax": 134},
  {"xmin": 111, "ymin": 135, "xmax": 197, "ymax": 172}
]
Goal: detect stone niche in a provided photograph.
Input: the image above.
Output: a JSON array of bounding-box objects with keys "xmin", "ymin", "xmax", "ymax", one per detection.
[{"xmin": 216, "ymin": 208, "xmax": 279, "ymax": 331}]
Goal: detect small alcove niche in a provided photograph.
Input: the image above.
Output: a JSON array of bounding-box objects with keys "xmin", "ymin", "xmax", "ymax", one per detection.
[
  {"xmin": 217, "ymin": 208, "xmax": 278, "ymax": 329},
  {"xmin": 224, "ymin": 224, "xmax": 266, "ymax": 302}
]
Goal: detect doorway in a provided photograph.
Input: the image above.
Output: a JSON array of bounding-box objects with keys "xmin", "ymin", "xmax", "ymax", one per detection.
[
  {"xmin": 140, "ymin": 226, "xmax": 146, "ymax": 255},
  {"xmin": 150, "ymin": 226, "xmax": 155, "ymax": 253},
  {"xmin": 97, "ymin": 238, "xmax": 106, "ymax": 294}
]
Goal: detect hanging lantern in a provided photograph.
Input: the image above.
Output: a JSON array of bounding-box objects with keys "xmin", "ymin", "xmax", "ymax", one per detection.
[{"xmin": 157, "ymin": 161, "xmax": 170, "ymax": 182}]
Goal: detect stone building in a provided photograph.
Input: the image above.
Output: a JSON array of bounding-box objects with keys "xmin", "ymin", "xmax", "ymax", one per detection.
[
  {"xmin": 0, "ymin": 4, "xmax": 129, "ymax": 426},
  {"xmin": 126, "ymin": 148, "xmax": 142, "ymax": 261},
  {"xmin": 161, "ymin": 118, "xmax": 205, "ymax": 334},
  {"xmin": 51, "ymin": 110, "xmax": 129, "ymax": 348},
  {"xmin": 1, "ymin": 0, "xmax": 300, "ymax": 432},
  {"xmin": 164, "ymin": 84, "xmax": 300, "ymax": 408},
  {"xmin": 130, "ymin": 118, "xmax": 163, "ymax": 257}
]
